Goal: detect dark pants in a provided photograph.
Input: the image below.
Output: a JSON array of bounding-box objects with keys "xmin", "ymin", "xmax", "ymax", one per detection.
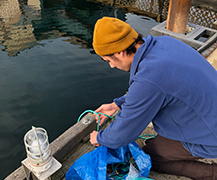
[{"xmin": 142, "ymin": 135, "xmax": 217, "ymax": 180}]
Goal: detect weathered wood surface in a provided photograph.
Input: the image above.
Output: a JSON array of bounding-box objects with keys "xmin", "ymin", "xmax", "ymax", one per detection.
[
  {"xmin": 4, "ymin": 166, "xmax": 26, "ymax": 180},
  {"xmin": 51, "ymin": 114, "xmax": 96, "ymax": 162}
]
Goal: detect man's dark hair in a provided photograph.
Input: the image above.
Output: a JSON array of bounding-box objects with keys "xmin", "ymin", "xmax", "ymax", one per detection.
[
  {"xmin": 125, "ymin": 33, "xmax": 144, "ymax": 55},
  {"xmin": 107, "ymin": 34, "xmax": 144, "ymax": 57}
]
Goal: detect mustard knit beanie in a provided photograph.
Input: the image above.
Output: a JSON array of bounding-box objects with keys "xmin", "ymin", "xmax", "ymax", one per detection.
[{"xmin": 93, "ymin": 17, "xmax": 138, "ymax": 56}]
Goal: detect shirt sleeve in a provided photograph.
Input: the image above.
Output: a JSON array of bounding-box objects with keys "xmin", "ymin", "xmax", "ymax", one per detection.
[
  {"xmin": 97, "ymin": 80, "xmax": 166, "ymax": 149},
  {"xmin": 113, "ymin": 96, "xmax": 126, "ymax": 109}
]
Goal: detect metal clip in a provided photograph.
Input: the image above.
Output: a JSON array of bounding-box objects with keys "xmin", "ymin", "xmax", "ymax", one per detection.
[{"xmin": 81, "ymin": 113, "xmax": 95, "ymax": 124}]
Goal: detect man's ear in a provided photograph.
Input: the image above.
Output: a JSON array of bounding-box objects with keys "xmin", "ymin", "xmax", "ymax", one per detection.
[{"xmin": 116, "ymin": 51, "xmax": 125, "ymax": 58}]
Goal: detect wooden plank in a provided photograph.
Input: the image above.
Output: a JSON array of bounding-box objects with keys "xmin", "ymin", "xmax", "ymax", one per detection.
[
  {"xmin": 4, "ymin": 166, "xmax": 26, "ymax": 180},
  {"xmin": 51, "ymin": 115, "xmax": 96, "ymax": 162},
  {"xmin": 53, "ymin": 138, "xmax": 95, "ymax": 180}
]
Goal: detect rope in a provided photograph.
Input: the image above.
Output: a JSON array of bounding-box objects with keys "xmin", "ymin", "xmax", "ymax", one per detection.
[
  {"xmin": 77, "ymin": 110, "xmax": 156, "ymax": 139},
  {"xmin": 77, "ymin": 110, "xmax": 115, "ymax": 131},
  {"xmin": 108, "ymin": 162, "xmax": 129, "ymax": 179},
  {"xmin": 77, "ymin": 110, "xmax": 156, "ymax": 179},
  {"xmin": 138, "ymin": 134, "xmax": 156, "ymax": 140}
]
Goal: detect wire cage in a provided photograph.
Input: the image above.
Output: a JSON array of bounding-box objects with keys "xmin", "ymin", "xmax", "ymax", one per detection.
[{"xmin": 24, "ymin": 126, "xmax": 53, "ymax": 175}]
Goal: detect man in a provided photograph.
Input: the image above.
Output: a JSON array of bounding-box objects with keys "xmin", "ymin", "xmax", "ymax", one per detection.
[{"xmin": 90, "ymin": 17, "xmax": 217, "ymax": 179}]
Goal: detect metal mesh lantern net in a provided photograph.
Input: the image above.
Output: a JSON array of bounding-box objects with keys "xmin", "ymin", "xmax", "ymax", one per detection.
[{"xmin": 24, "ymin": 126, "xmax": 53, "ymax": 174}]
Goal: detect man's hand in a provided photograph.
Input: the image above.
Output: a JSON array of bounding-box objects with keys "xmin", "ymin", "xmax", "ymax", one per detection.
[
  {"xmin": 90, "ymin": 131, "xmax": 100, "ymax": 147},
  {"xmin": 95, "ymin": 102, "xmax": 120, "ymax": 125}
]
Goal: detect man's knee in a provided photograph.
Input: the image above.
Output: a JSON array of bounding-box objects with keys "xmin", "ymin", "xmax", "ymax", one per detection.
[{"xmin": 143, "ymin": 135, "xmax": 199, "ymax": 163}]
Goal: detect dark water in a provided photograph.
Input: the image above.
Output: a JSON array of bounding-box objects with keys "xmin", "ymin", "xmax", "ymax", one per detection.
[{"xmin": 0, "ymin": 0, "xmax": 158, "ymax": 179}]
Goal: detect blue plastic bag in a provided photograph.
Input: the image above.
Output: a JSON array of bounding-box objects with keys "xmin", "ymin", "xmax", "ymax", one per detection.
[{"xmin": 65, "ymin": 142, "xmax": 152, "ymax": 180}]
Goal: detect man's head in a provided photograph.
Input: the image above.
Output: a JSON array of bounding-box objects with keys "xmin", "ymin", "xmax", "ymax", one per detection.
[
  {"xmin": 92, "ymin": 17, "xmax": 140, "ymax": 71},
  {"xmin": 92, "ymin": 17, "xmax": 138, "ymax": 56}
]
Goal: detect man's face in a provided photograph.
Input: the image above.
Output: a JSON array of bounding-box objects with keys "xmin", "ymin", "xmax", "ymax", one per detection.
[{"xmin": 101, "ymin": 53, "xmax": 131, "ymax": 72}]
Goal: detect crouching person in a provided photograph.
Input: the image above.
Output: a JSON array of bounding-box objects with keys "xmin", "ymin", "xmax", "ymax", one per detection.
[{"xmin": 90, "ymin": 17, "xmax": 217, "ymax": 180}]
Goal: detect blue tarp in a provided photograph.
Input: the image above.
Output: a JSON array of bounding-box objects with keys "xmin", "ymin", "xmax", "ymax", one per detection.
[{"xmin": 65, "ymin": 142, "xmax": 152, "ymax": 180}]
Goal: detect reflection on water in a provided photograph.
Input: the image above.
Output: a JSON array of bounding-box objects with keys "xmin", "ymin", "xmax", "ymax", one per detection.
[
  {"xmin": 0, "ymin": 0, "xmax": 159, "ymax": 179},
  {"xmin": 0, "ymin": 0, "xmax": 216, "ymax": 57},
  {"xmin": 0, "ymin": 0, "xmax": 125, "ymax": 57},
  {"xmin": 0, "ymin": 0, "xmax": 39, "ymax": 56},
  {"xmin": 1, "ymin": 0, "xmax": 216, "ymax": 57}
]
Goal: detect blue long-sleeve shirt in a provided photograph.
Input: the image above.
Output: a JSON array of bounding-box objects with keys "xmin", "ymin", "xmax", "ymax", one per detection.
[{"xmin": 97, "ymin": 35, "xmax": 217, "ymax": 158}]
